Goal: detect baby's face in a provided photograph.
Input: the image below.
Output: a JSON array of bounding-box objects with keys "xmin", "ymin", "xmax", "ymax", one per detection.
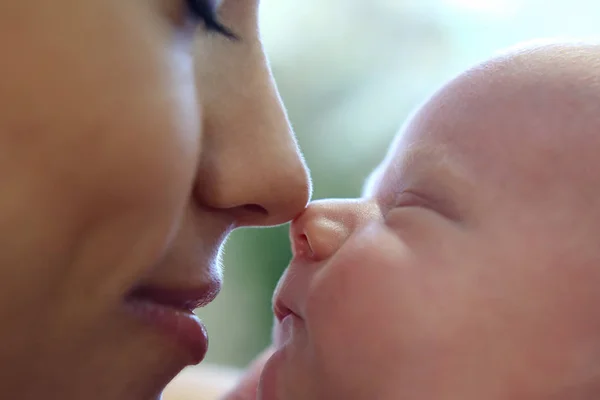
[{"xmin": 260, "ymin": 45, "xmax": 600, "ymax": 400}]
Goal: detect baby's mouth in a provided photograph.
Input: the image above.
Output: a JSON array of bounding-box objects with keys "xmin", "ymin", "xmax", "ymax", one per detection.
[
  {"xmin": 273, "ymin": 312, "xmax": 300, "ymax": 349},
  {"xmin": 273, "ymin": 296, "xmax": 303, "ymax": 348}
]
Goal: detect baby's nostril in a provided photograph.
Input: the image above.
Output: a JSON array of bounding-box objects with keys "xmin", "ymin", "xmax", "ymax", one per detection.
[
  {"xmin": 242, "ymin": 203, "xmax": 268, "ymax": 215},
  {"xmin": 296, "ymin": 233, "xmax": 314, "ymax": 258},
  {"xmin": 299, "ymin": 234, "xmax": 309, "ymax": 245}
]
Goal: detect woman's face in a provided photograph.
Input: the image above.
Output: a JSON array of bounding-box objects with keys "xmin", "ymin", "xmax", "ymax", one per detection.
[{"xmin": 0, "ymin": 1, "xmax": 310, "ymax": 399}]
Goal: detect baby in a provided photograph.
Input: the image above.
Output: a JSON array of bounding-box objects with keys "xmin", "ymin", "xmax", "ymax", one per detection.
[{"xmin": 258, "ymin": 41, "xmax": 600, "ymax": 400}]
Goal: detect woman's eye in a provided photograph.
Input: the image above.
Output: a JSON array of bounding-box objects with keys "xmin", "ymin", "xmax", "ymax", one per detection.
[{"xmin": 185, "ymin": 0, "xmax": 237, "ymax": 39}]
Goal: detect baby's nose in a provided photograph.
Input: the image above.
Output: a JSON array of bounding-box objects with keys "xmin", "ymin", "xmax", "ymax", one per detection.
[{"xmin": 290, "ymin": 199, "xmax": 376, "ymax": 261}]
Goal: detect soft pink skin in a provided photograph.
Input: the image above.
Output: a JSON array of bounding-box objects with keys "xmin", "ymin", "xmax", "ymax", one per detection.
[
  {"xmin": 261, "ymin": 42, "xmax": 600, "ymax": 400},
  {"xmin": 0, "ymin": 1, "xmax": 311, "ymax": 400}
]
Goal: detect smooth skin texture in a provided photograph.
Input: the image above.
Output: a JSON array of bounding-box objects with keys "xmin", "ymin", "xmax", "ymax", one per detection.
[
  {"xmin": 262, "ymin": 42, "xmax": 600, "ymax": 400},
  {"xmin": 0, "ymin": 1, "xmax": 310, "ymax": 399}
]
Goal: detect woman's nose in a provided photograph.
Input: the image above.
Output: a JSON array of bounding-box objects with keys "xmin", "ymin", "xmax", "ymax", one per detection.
[
  {"xmin": 193, "ymin": 43, "xmax": 311, "ymax": 227},
  {"xmin": 195, "ymin": 130, "xmax": 310, "ymax": 227},
  {"xmin": 290, "ymin": 199, "xmax": 375, "ymax": 262}
]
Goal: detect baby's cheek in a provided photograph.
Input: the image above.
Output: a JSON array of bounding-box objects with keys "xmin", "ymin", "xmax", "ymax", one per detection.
[{"xmin": 304, "ymin": 224, "xmax": 416, "ymax": 393}]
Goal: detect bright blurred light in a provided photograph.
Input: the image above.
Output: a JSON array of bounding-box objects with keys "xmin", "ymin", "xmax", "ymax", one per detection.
[{"xmin": 441, "ymin": 0, "xmax": 520, "ymax": 16}]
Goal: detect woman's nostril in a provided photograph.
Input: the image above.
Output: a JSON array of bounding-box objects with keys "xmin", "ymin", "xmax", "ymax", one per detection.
[{"xmin": 242, "ymin": 203, "xmax": 268, "ymax": 216}]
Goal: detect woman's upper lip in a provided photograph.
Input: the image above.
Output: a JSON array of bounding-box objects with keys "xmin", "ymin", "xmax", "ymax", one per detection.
[{"xmin": 126, "ymin": 282, "xmax": 221, "ymax": 311}]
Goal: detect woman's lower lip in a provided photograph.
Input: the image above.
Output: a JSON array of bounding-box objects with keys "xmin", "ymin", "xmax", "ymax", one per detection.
[{"xmin": 124, "ymin": 298, "xmax": 208, "ymax": 364}]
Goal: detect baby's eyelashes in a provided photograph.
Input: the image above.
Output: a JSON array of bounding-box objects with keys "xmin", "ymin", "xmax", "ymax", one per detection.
[{"xmin": 394, "ymin": 191, "xmax": 432, "ymax": 209}]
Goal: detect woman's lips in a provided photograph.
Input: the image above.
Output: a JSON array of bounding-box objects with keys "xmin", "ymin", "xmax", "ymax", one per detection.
[
  {"xmin": 128, "ymin": 285, "xmax": 220, "ymax": 309},
  {"xmin": 124, "ymin": 285, "xmax": 219, "ymax": 364}
]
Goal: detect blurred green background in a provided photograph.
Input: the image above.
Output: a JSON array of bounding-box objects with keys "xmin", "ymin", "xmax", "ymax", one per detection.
[{"xmin": 197, "ymin": 0, "xmax": 600, "ymax": 368}]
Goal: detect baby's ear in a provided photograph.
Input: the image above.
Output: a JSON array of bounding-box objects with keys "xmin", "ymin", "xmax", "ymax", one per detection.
[{"xmin": 221, "ymin": 347, "xmax": 275, "ymax": 400}]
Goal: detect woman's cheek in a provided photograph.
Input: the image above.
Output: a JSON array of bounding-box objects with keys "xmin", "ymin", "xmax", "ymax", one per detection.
[
  {"xmin": 106, "ymin": 111, "xmax": 199, "ymax": 211},
  {"xmin": 80, "ymin": 67, "xmax": 201, "ymax": 225}
]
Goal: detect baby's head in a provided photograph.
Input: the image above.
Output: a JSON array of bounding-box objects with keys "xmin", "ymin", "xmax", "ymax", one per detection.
[{"xmin": 260, "ymin": 42, "xmax": 600, "ymax": 400}]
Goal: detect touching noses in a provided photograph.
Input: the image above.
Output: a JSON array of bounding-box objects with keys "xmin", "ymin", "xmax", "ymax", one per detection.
[
  {"xmin": 290, "ymin": 199, "xmax": 378, "ymax": 261},
  {"xmin": 195, "ymin": 134, "xmax": 310, "ymax": 227}
]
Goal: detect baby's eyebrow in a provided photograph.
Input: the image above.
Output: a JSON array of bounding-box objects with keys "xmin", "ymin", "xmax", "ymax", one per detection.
[
  {"xmin": 399, "ymin": 145, "xmax": 476, "ymax": 220},
  {"xmin": 362, "ymin": 143, "xmax": 475, "ymax": 209},
  {"xmin": 400, "ymin": 144, "xmax": 472, "ymax": 184}
]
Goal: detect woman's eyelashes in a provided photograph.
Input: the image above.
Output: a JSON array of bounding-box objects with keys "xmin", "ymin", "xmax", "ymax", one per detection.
[{"xmin": 185, "ymin": 0, "xmax": 238, "ymax": 39}]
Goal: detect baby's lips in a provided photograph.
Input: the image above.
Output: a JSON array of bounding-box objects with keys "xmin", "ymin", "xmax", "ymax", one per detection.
[
  {"xmin": 272, "ymin": 312, "xmax": 299, "ymax": 349},
  {"xmin": 272, "ymin": 318, "xmax": 286, "ymax": 348}
]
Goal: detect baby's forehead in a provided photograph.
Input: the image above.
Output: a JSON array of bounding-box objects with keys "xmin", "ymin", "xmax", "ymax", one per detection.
[{"xmin": 364, "ymin": 42, "xmax": 600, "ymax": 203}]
